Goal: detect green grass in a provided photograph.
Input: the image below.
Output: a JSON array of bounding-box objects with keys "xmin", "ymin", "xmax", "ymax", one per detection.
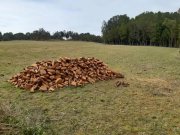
[{"xmin": 0, "ymin": 41, "xmax": 180, "ymax": 135}]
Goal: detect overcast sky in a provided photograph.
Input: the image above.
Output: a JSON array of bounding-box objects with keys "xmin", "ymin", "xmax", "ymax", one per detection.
[{"xmin": 0, "ymin": 0, "xmax": 179, "ymax": 35}]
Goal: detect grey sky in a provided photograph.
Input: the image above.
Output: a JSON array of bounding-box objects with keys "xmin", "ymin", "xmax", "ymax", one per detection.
[{"xmin": 0, "ymin": 0, "xmax": 179, "ymax": 35}]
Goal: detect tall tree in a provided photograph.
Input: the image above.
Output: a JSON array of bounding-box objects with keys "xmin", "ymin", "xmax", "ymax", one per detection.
[
  {"xmin": 0, "ymin": 32, "xmax": 2, "ymax": 41},
  {"xmin": 163, "ymin": 18, "xmax": 177, "ymax": 47}
]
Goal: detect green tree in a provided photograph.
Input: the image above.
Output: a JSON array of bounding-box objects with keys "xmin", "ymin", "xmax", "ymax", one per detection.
[
  {"xmin": 14, "ymin": 33, "xmax": 26, "ymax": 40},
  {"xmin": 25, "ymin": 32, "xmax": 31, "ymax": 40},
  {"xmin": 163, "ymin": 18, "xmax": 177, "ymax": 47},
  {"xmin": 102, "ymin": 11, "xmax": 180, "ymax": 47},
  {"xmin": 3, "ymin": 32, "xmax": 14, "ymax": 41},
  {"xmin": 31, "ymin": 28, "xmax": 50, "ymax": 40},
  {"xmin": 0, "ymin": 32, "xmax": 2, "ymax": 41}
]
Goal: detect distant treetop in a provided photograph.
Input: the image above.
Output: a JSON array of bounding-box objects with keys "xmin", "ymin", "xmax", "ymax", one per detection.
[
  {"xmin": 178, "ymin": 8, "xmax": 180, "ymax": 14},
  {"xmin": 0, "ymin": 28, "xmax": 102, "ymax": 43}
]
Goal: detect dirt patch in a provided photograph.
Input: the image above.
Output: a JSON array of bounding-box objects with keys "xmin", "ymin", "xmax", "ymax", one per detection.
[{"xmin": 135, "ymin": 77, "xmax": 173, "ymax": 96}]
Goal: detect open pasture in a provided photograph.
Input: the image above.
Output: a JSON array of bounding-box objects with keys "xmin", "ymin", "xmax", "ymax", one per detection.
[{"xmin": 0, "ymin": 41, "xmax": 180, "ymax": 134}]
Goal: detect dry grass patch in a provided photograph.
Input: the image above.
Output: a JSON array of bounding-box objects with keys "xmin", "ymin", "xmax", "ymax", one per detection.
[{"xmin": 136, "ymin": 77, "xmax": 171, "ymax": 90}]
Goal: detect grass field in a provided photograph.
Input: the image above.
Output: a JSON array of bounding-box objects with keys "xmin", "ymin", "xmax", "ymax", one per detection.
[{"xmin": 0, "ymin": 41, "xmax": 180, "ymax": 135}]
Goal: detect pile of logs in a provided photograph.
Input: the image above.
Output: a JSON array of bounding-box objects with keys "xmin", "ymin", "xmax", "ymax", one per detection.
[{"xmin": 9, "ymin": 57, "xmax": 124, "ymax": 92}]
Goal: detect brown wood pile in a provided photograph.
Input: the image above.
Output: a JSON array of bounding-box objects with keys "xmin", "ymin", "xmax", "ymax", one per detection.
[{"xmin": 9, "ymin": 57, "xmax": 124, "ymax": 92}]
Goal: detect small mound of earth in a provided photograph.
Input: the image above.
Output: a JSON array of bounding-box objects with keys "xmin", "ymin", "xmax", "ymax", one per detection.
[{"xmin": 9, "ymin": 57, "xmax": 124, "ymax": 92}]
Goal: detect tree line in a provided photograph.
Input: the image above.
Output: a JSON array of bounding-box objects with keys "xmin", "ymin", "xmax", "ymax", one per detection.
[
  {"xmin": 0, "ymin": 28, "xmax": 102, "ymax": 43},
  {"xmin": 102, "ymin": 11, "xmax": 180, "ymax": 47},
  {"xmin": 0, "ymin": 10, "xmax": 179, "ymax": 47}
]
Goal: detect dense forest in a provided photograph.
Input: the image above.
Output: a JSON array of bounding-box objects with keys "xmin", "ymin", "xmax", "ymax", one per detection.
[
  {"xmin": 102, "ymin": 10, "xmax": 180, "ymax": 47},
  {"xmin": 0, "ymin": 29, "xmax": 102, "ymax": 43}
]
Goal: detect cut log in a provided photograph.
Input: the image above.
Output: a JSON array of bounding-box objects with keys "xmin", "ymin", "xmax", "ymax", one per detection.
[
  {"xmin": 39, "ymin": 85, "xmax": 48, "ymax": 91},
  {"xmin": 40, "ymin": 69, "xmax": 46, "ymax": 75}
]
